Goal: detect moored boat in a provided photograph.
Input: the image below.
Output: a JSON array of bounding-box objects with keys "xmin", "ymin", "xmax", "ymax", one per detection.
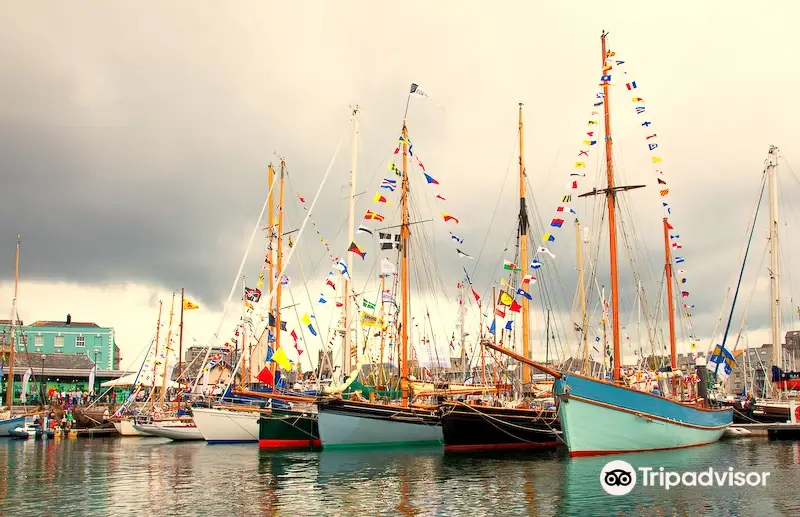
[
  {"xmin": 192, "ymin": 405, "xmax": 264, "ymax": 443},
  {"xmin": 111, "ymin": 417, "xmax": 153, "ymax": 437},
  {"xmin": 134, "ymin": 421, "xmax": 204, "ymax": 441},
  {"xmin": 439, "ymin": 401, "xmax": 560, "ymax": 452},
  {"xmin": 258, "ymin": 406, "xmax": 320, "ymax": 450},
  {"xmin": 317, "ymin": 398, "xmax": 442, "ymax": 449},
  {"xmin": 0, "ymin": 415, "xmax": 25, "ymax": 437},
  {"xmin": 553, "ymin": 372, "xmax": 731, "ymax": 456}
]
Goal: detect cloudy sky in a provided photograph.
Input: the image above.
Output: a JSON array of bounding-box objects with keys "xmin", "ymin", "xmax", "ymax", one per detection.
[{"xmin": 2, "ymin": 2, "xmax": 800, "ymax": 372}]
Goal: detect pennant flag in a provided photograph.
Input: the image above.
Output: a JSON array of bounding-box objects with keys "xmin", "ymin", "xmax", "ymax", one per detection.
[
  {"xmin": 256, "ymin": 366, "xmax": 274, "ymax": 386},
  {"xmin": 409, "ymin": 83, "xmax": 443, "ymax": 110},
  {"xmin": 500, "ymin": 277, "xmax": 512, "ymax": 289},
  {"xmin": 494, "ymin": 307, "xmax": 506, "ymax": 318},
  {"xmin": 523, "ymin": 274, "xmax": 536, "ymax": 285},
  {"xmin": 450, "ymin": 232, "xmax": 464, "ymax": 244},
  {"xmin": 348, "ymin": 242, "xmax": 366, "ymax": 259},
  {"xmin": 647, "ymin": 134, "xmax": 658, "ymax": 140},
  {"xmin": 364, "ymin": 210, "xmax": 385, "ymax": 221},
  {"xmin": 505, "ymin": 320, "xmax": 513, "ymax": 331},
  {"xmin": 457, "ymin": 249, "xmax": 474, "ymax": 260},
  {"xmin": 600, "ymin": 75, "xmax": 611, "ymax": 82},
  {"xmin": 435, "ymin": 194, "xmax": 447, "ymax": 201},
  {"xmin": 489, "ymin": 320, "xmax": 496, "ymax": 335},
  {"xmin": 508, "ymin": 300, "xmax": 522, "ymax": 313},
  {"xmin": 301, "ymin": 313, "xmax": 317, "ymax": 336},
  {"xmin": 575, "ymin": 162, "xmax": 586, "ymax": 168},
  {"xmin": 672, "ymin": 242, "xmax": 683, "ymax": 249},
  {"xmin": 660, "ymin": 189, "xmax": 669, "ymax": 196},
  {"xmin": 551, "ymin": 218, "xmax": 564, "ymax": 228},
  {"xmin": 442, "ymin": 213, "xmax": 459, "ymax": 223},
  {"xmin": 562, "ymin": 195, "xmax": 572, "ymax": 203},
  {"xmin": 271, "ymin": 348, "xmax": 293, "ymax": 371},
  {"xmin": 537, "ymin": 246, "xmax": 556, "ymax": 259},
  {"xmin": 363, "ymin": 298, "xmax": 376, "ymax": 310},
  {"xmin": 389, "ymin": 162, "xmax": 402, "ymax": 176},
  {"xmin": 666, "ymin": 222, "xmax": 675, "ymax": 230},
  {"xmin": 318, "ymin": 295, "xmax": 327, "ymax": 304},
  {"xmin": 615, "ymin": 60, "xmax": 625, "ymax": 65},
  {"xmin": 267, "ymin": 313, "xmax": 288, "ymax": 331},
  {"xmin": 648, "ymin": 143, "xmax": 658, "ymax": 151},
  {"xmin": 183, "ymin": 298, "xmax": 200, "ymax": 310},
  {"xmin": 675, "ymin": 256, "xmax": 685, "ymax": 263},
  {"xmin": 503, "ymin": 260, "xmax": 521, "ymax": 271},
  {"xmin": 416, "ymin": 157, "xmax": 426, "ymax": 171},
  {"xmin": 336, "ymin": 260, "xmax": 350, "ymax": 279},
  {"xmin": 626, "ymin": 81, "xmax": 637, "ymax": 90},
  {"xmin": 423, "ymin": 173, "xmax": 439, "ymax": 185},
  {"xmin": 498, "ymin": 290, "xmax": 513, "ymax": 306},
  {"xmin": 296, "ymin": 193, "xmax": 306, "ymax": 203},
  {"xmin": 635, "ymin": 107, "xmax": 646, "ymax": 114},
  {"xmin": 291, "ymin": 329, "xmax": 298, "ymax": 342},
  {"xmin": 657, "ymin": 178, "xmax": 667, "ymax": 185},
  {"xmin": 530, "ymin": 260, "xmax": 542, "ymax": 269},
  {"xmin": 681, "ymin": 278, "xmax": 687, "ymax": 283},
  {"xmin": 652, "ymin": 157, "xmax": 662, "ymax": 163},
  {"xmin": 265, "ymin": 346, "xmax": 274, "ymax": 363},
  {"xmin": 373, "ymin": 194, "xmax": 390, "ymax": 204},
  {"xmin": 381, "ymin": 178, "xmax": 397, "ymax": 191},
  {"xmin": 326, "ymin": 279, "xmax": 336, "ymax": 290},
  {"xmin": 681, "ymin": 291, "xmax": 690, "ymax": 297},
  {"xmin": 543, "ymin": 234, "xmax": 555, "ymax": 243},
  {"xmin": 582, "ymin": 140, "xmax": 597, "ymax": 146},
  {"xmin": 357, "ymin": 225, "xmax": 373, "ymax": 235},
  {"xmin": 516, "ymin": 288, "xmax": 532, "ymax": 300},
  {"xmin": 632, "ymin": 97, "xmax": 644, "ymax": 103},
  {"xmin": 361, "ymin": 313, "xmax": 383, "ymax": 327},
  {"xmin": 471, "ymin": 288, "xmax": 481, "ymax": 303}
]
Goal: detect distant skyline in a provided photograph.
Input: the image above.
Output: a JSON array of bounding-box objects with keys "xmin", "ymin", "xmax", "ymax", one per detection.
[{"xmin": 2, "ymin": 2, "xmax": 799, "ymax": 370}]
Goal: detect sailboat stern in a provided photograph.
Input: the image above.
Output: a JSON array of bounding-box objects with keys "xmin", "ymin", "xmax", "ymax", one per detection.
[{"xmin": 554, "ymin": 374, "xmax": 732, "ymax": 457}]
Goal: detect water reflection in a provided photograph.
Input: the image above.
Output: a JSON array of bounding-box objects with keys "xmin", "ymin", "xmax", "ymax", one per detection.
[{"xmin": 0, "ymin": 438, "xmax": 799, "ymax": 516}]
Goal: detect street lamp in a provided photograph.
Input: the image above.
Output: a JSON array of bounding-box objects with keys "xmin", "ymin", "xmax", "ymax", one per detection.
[
  {"xmin": 40, "ymin": 353, "xmax": 46, "ymax": 405},
  {"xmin": 93, "ymin": 348, "xmax": 100, "ymax": 396}
]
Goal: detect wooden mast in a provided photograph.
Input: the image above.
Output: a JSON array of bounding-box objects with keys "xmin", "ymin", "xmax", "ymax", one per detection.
[
  {"xmin": 4, "ymin": 235, "xmax": 20, "ymax": 408},
  {"xmin": 518, "ymin": 103, "xmax": 531, "ymax": 384},
  {"xmin": 600, "ymin": 31, "xmax": 623, "ymax": 381},
  {"xmin": 343, "ymin": 107, "xmax": 359, "ymax": 376},
  {"xmin": 274, "ymin": 159, "xmax": 286, "ymax": 368},
  {"xmin": 400, "ymin": 121, "xmax": 410, "ymax": 407},
  {"xmin": 178, "ymin": 287, "xmax": 185, "ymax": 392},
  {"xmin": 150, "ymin": 301, "xmax": 163, "ymax": 399},
  {"xmin": 378, "ymin": 273, "xmax": 386, "ymax": 387},
  {"xmin": 159, "ymin": 292, "xmax": 175, "ymax": 407},
  {"xmin": 576, "ymin": 220, "xmax": 589, "ymax": 375},
  {"xmin": 663, "ymin": 218, "xmax": 677, "ymax": 369},
  {"xmin": 267, "ymin": 163, "xmax": 276, "ymax": 376},
  {"xmin": 767, "ymin": 145, "xmax": 782, "ymax": 396}
]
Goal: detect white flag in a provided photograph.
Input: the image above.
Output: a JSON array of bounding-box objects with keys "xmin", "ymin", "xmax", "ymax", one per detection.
[
  {"xmin": 381, "ymin": 258, "xmax": 397, "ymax": 276},
  {"xmin": 537, "ymin": 246, "xmax": 556, "ymax": 259},
  {"xmin": 21, "ymin": 367, "xmax": 32, "ymax": 403},
  {"xmin": 88, "ymin": 365, "xmax": 96, "ymax": 394}
]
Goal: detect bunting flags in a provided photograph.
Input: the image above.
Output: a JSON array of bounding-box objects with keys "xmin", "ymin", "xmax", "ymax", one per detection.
[
  {"xmin": 442, "ymin": 213, "xmax": 459, "ymax": 223},
  {"xmin": 610, "ymin": 53, "xmax": 698, "ymax": 340},
  {"xmin": 348, "ymin": 242, "xmax": 366, "ymax": 259},
  {"xmin": 183, "ymin": 298, "xmax": 200, "ymax": 310}
]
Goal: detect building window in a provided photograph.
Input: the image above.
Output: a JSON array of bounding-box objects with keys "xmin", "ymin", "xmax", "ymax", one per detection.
[
  {"xmin": 54, "ymin": 336, "xmax": 64, "ymax": 347},
  {"xmin": 54, "ymin": 349, "xmax": 63, "ymax": 354},
  {"xmin": 76, "ymin": 336, "xmax": 85, "ymax": 348},
  {"xmin": 35, "ymin": 335, "xmax": 43, "ymax": 347}
]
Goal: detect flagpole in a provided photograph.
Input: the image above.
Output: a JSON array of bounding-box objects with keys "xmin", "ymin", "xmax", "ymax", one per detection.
[
  {"xmin": 267, "ymin": 163, "xmax": 276, "ymax": 377},
  {"xmin": 274, "ymin": 159, "xmax": 286, "ymax": 376},
  {"xmin": 400, "ymin": 120, "xmax": 410, "ymax": 407},
  {"xmin": 178, "ymin": 287, "xmax": 185, "ymax": 393},
  {"xmin": 664, "ymin": 217, "xmax": 677, "ymax": 370},
  {"xmin": 518, "ymin": 103, "xmax": 531, "ymax": 385},
  {"xmin": 343, "ymin": 107, "xmax": 359, "ymax": 377}
]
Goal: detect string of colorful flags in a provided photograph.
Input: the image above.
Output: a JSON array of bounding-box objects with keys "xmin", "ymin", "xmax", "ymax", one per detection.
[{"xmin": 603, "ymin": 49, "xmax": 699, "ymax": 345}]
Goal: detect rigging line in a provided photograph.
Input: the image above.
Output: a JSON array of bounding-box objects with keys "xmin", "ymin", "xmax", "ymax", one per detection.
[
  {"xmin": 191, "ymin": 170, "xmax": 280, "ymax": 392},
  {"xmin": 465, "ymin": 128, "xmax": 519, "ymax": 285},
  {"xmin": 731, "ymin": 246, "xmax": 770, "ymax": 354},
  {"xmin": 219, "ymin": 124, "xmax": 350, "ymax": 399},
  {"xmin": 720, "ymin": 170, "xmax": 767, "ymax": 352}
]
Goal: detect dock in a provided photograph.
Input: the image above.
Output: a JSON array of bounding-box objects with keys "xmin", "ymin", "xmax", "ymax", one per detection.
[{"xmin": 736, "ymin": 423, "xmax": 800, "ymax": 438}]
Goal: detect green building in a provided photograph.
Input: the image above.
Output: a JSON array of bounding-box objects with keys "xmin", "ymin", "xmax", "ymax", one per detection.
[
  {"xmin": 0, "ymin": 316, "xmax": 123, "ymax": 403},
  {"xmin": 0, "ymin": 316, "xmax": 120, "ymax": 370}
]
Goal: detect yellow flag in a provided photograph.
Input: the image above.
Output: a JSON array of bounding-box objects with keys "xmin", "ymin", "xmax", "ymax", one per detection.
[
  {"xmin": 301, "ymin": 313, "xmax": 312, "ymax": 326},
  {"xmin": 500, "ymin": 277, "xmax": 511, "ymax": 289},
  {"xmin": 183, "ymin": 299, "xmax": 199, "ymax": 310},
  {"xmin": 272, "ymin": 347, "xmax": 293, "ymax": 371},
  {"xmin": 574, "ymin": 161, "xmax": 586, "ymax": 168},
  {"xmin": 652, "ymin": 157, "xmax": 662, "ymax": 163},
  {"xmin": 360, "ymin": 313, "xmax": 383, "ymax": 327},
  {"xmin": 498, "ymin": 291, "xmax": 513, "ymax": 306}
]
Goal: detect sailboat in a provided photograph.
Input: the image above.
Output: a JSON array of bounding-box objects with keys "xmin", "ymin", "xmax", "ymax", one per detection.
[
  {"xmin": 486, "ymin": 32, "xmax": 732, "ymax": 456},
  {"xmin": 439, "ymin": 104, "xmax": 561, "ymax": 452},
  {"xmin": 1, "ymin": 235, "xmax": 30, "ymax": 436},
  {"xmin": 316, "ymin": 100, "xmax": 443, "ymax": 449}
]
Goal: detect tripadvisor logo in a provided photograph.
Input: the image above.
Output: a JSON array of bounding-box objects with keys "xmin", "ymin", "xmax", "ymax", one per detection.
[{"xmin": 600, "ymin": 460, "xmax": 771, "ymax": 495}]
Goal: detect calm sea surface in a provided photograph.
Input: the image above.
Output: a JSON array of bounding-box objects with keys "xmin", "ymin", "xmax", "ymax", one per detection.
[{"xmin": 1, "ymin": 436, "xmax": 799, "ymax": 516}]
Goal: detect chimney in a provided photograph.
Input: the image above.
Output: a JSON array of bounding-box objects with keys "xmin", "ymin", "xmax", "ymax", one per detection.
[{"xmin": 66, "ymin": 314, "xmax": 72, "ymax": 326}]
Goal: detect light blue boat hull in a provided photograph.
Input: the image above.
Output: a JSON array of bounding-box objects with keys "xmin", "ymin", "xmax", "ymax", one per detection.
[
  {"xmin": 554, "ymin": 374, "xmax": 732, "ymax": 456},
  {"xmin": 0, "ymin": 416, "xmax": 25, "ymax": 437}
]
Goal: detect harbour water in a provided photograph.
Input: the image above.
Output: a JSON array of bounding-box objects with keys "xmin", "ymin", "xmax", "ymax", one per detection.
[{"xmin": 1, "ymin": 437, "xmax": 799, "ymax": 516}]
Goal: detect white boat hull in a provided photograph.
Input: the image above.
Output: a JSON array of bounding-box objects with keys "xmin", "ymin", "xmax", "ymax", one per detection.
[
  {"xmin": 113, "ymin": 419, "xmax": 153, "ymax": 437},
  {"xmin": 192, "ymin": 407, "xmax": 260, "ymax": 443},
  {"xmin": 134, "ymin": 422, "xmax": 204, "ymax": 441},
  {"xmin": 317, "ymin": 401, "xmax": 443, "ymax": 449}
]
